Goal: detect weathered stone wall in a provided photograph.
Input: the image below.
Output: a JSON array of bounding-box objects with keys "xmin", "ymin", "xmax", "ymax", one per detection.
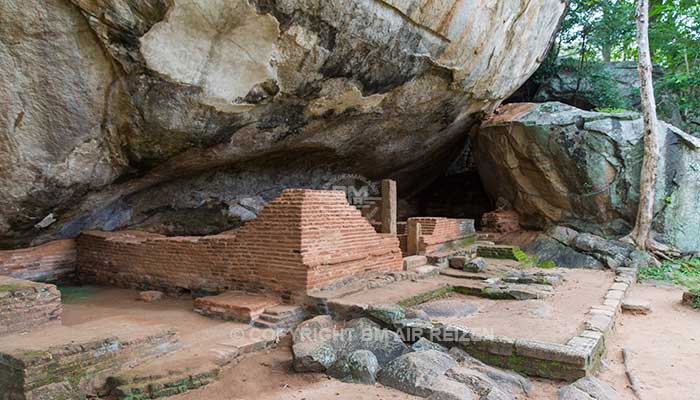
[
  {"xmin": 0, "ymin": 276, "xmax": 62, "ymax": 337},
  {"xmin": 0, "ymin": 239, "xmax": 76, "ymax": 282},
  {"xmin": 77, "ymin": 190, "xmax": 402, "ymax": 297}
]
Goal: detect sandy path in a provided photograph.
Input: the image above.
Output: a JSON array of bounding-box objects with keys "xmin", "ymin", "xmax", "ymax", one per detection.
[{"xmin": 598, "ymin": 284, "xmax": 700, "ymax": 400}]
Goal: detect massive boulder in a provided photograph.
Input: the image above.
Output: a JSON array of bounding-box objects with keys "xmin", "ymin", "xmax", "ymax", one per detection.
[
  {"xmin": 474, "ymin": 102, "xmax": 700, "ymax": 252},
  {"xmin": 0, "ymin": 0, "xmax": 567, "ymax": 247}
]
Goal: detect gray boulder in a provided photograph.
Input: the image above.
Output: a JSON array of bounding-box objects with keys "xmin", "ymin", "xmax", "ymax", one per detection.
[
  {"xmin": 292, "ymin": 316, "xmax": 337, "ymax": 372},
  {"xmin": 411, "ymin": 337, "xmax": 447, "ymax": 353},
  {"xmin": 476, "ymin": 102, "xmax": 700, "ymax": 252},
  {"xmin": 331, "ymin": 325, "xmax": 409, "ymax": 366},
  {"xmin": 465, "ymin": 257, "xmax": 487, "ymax": 273},
  {"xmin": 327, "ymin": 350, "xmax": 379, "ymax": 384},
  {"xmin": 378, "ymin": 350, "xmax": 459, "ymax": 397},
  {"xmin": 367, "ymin": 304, "xmax": 406, "ymax": 326},
  {"xmin": 558, "ymin": 377, "xmax": 618, "ymax": 400},
  {"xmin": 292, "ymin": 315, "xmax": 409, "ymax": 373},
  {"xmin": 525, "ymin": 235, "xmax": 604, "ymax": 269}
]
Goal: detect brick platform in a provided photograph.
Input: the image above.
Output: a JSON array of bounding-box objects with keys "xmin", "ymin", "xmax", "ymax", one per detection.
[
  {"xmin": 0, "ymin": 276, "xmax": 62, "ymax": 337},
  {"xmin": 0, "ymin": 316, "xmax": 179, "ymax": 399},
  {"xmin": 77, "ymin": 190, "xmax": 402, "ymax": 299},
  {"xmin": 0, "ymin": 239, "xmax": 76, "ymax": 283},
  {"xmin": 194, "ymin": 292, "xmax": 280, "ymax": 322}
]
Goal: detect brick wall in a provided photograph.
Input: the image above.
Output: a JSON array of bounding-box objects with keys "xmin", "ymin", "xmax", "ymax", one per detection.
[
  {"xmin": 408, "ymin": 217, "xmax": 476, "ymax": 254},
  {"xmin": 0, "ymin": 276, "xmax": 62, "ymax": 337},
  {"xmin": 0, "ymin": 239, "xmax": 76, "ymax": 282},
  {"xmin": 77, "ymin": 190, "xmax": 402, "ymax": 298}
]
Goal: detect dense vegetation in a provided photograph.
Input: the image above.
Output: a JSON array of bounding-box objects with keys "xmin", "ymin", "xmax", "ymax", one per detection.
[
  {"xmin": 536, "ymin": 0, "xmax": 699, "ymax": 131},
  {"xmin": 638, "ymin": 256, "xmax": 700, "ymax": 292}
]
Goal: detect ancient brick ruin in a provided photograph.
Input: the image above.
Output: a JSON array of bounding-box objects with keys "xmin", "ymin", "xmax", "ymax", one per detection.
[
  {"xmin": 404, "ymin": 217, "xmax": 476, "ymax": 255},
  {"xmin": 77, "ymin": 189, "xmax": 403, "ymax": 300},
  {"xmin": 0, "ymin": 239, "xmax": 76, "ymax": 283}
]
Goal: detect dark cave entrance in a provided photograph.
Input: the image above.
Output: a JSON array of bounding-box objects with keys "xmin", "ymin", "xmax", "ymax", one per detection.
[{"xmin": 400, "ymin": 137, "xmax": 494, "ymax": 228}]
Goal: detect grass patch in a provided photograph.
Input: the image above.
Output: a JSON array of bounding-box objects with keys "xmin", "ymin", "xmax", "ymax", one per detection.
[
  {"xmin": 638, "ymin": 256, "xmax": 700, "ymax": 291},
  {"xmin": 513, "ymin": 248, "xmax": 557, "ymax": 269},
  {"xmin": 594, "ymin": 107, "xmax": 631, "ymax": 114}
]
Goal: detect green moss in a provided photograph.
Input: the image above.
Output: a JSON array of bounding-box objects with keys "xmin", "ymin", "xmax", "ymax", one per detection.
[
  {"xmin": 0, "ymin": 285, "xmax": 24, "ymax": 292},
  {"xmin": 464, "ymin": 347, "xmax": 583, "ymax": 381},
  {"xmin": 398, "ymin": 286, "xmax": 455, "ymax": 308}
]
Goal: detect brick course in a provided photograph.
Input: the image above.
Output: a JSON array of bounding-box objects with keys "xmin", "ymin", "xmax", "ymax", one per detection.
[
  {"xmin": 77, "ymin": 190, "xmax": 402, "ymax": 299},
  {"xmin": 406, "ymin": 217, "xmax": 476, "ymax": 255},
  {"xmin": 0, "ymin": 239, "xmax": 76, "ymax": 283}
]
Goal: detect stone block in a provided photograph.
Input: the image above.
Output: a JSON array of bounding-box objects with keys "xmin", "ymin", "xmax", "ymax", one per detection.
[
  {"xmin": 514, "ymin": 339, "xmax": 587, "ymax": 367},
  {"xmin": 403, "ymin": 255, "xmax": 428, "ymax": 270},
  {"xmin": 138, "ymin": 290, "xmax": 164, "ymax": 302},
  {"xmin": 621, "ymin": 299, "xmax": 652, "ymax": 315}
]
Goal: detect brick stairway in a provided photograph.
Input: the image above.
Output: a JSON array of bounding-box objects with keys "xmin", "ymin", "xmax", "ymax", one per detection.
[{"xmin": 253, "ymin": 305, "xmax": 306, "ymax": 332}]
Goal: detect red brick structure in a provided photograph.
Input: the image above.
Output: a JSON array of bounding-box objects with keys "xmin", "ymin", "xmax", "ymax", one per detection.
[
  {"xmin": 481, "ymin": 209, "xmax": 520, "ymax": 233},
  {"xmin": 0, "ymin": 239, "xmax": 76, "ymax": 282},
  {"xmin": 77, "ymin": 190, "xmax": 402, "ymax": 299},
  {"xmin": 404, "ymin": 217, "xmax": 476, "ymax": 255}
]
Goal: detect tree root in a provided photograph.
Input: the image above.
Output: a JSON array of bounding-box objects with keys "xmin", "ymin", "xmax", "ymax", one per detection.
[
  {"xmin": 620, "ymin": 234, "xmax": 681, "ymax": 262},
  {"xmin": 623, "ymin": 348, "xmax": 643, "ymax": 399}
]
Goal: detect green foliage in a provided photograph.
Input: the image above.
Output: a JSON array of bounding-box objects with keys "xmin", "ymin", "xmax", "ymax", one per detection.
[
  {"xmin": 555, "ymin": 0, "xmax": 700, "ymax": 130},
  {"xmin": 513, "ymin": 248, "xmax": 557, "ymax": 269},
  {"xmin": 594, "ymin": 107, "xmax": 631, "ymax": 114},
  {"xmin": 638, "ymin": 256, "xmax": 700, "ymax": 291}
]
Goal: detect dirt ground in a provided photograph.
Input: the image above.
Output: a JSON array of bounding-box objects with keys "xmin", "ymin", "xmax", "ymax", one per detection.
[
  {"xmin": 57, "ymin": 283, "xmax": 698, "ymax": 399},
  {"xmin": 171, "ymin": 284, "xmax": 700, "ymax": 400},
  {"xmin": 597, "ymin": 284, "xmax": 700, "ymax": 399},
  {"xmin": 423, "ymin": 269, "xmax": 615, "ymax": 343}
]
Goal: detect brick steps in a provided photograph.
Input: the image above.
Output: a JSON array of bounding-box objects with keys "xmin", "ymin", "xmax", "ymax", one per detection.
[{"xmin": 253, "ymin": 305, "xmax": 305, "ymax": 333}]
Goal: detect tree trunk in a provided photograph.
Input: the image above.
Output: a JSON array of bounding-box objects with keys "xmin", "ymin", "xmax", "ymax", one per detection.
[{"xmin": 626, "ymin": 0, "xmax": 661, "ymax": 250}]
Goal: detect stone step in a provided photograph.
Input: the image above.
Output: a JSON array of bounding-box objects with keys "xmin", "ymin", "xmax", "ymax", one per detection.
[
  {"xmin": 264, "ymin": 304, "xmax": 305, "ymax": 317},
  {"xmin": 253, "ymin": 305, "xmax": 306, "ymax": 332}
]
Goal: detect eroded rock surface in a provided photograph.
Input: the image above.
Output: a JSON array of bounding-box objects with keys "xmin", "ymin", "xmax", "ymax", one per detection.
[
  {"xmin": 0, "ymin": 0, "xmax": 567, "ymax": 246},
  {"xmin": 476, "ymin": 102, "xmax": 700, "ymax": 252}
]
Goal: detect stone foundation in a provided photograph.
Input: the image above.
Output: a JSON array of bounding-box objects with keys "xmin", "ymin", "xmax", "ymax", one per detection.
[
  {"xmin": 77, "ymin": 190, "xmax": 402, "ymax": 299},
  {"xmin": 0, "ymin": 276, "xmax": 62, "ymax": 337},
  {"xmin": 0, "ymin": 240, "xmax": 76, "ymax": 283}
]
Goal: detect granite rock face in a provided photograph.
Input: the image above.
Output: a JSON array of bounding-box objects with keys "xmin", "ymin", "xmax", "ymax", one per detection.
[
  {"xmin": 0, "ymin": 0, "xmax": 567, "ymax": 247},
  {"xmin": 475, "ymin": 102, "xmax": 700, "ymax": 252}
]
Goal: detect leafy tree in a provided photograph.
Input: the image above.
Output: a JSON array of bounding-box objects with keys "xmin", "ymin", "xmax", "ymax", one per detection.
[{"xmin": 548, "ymin": 0, "xmax": 700, "ymax": 131}]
